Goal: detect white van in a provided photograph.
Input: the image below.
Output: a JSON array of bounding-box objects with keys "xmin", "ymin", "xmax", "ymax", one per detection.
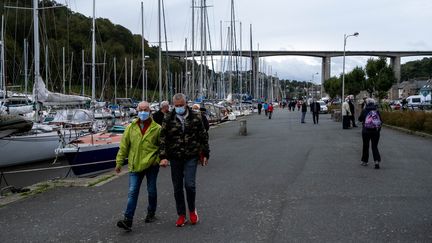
[{"xmin": 406, "ymin": 95, "xmax": 423, "ymax": 106}]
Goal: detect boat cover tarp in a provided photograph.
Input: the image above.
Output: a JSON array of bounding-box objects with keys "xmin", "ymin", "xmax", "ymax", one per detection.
[{"xmin": 0, "ymin": 115, "xmax": 33, "ymax": 136}]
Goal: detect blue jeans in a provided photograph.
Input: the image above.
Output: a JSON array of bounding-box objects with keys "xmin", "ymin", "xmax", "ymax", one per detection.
[
  {"xmin": 124, "ymin": 165, "xmax": 159, "ymax": 220},
  {"xmin": 170, "ymin": 158, "xmax": 198, "ymax": 215}
]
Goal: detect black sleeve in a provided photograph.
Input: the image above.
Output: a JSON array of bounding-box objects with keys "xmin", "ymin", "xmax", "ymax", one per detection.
[
  {"xmin": 202, "ymin": 113, "xmax": 210, "ymax": 131},
  {"xmin": 358, "ymin": 109, "xmax": 366, "ymax": 122}
]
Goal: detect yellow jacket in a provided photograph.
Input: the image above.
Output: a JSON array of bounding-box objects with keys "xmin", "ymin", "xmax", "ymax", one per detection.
[{"xmin": 116, "ymin": 118, "xmax": 161, "ymax": 172}]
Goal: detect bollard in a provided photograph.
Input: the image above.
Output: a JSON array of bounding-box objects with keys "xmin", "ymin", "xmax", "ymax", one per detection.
[{"xmin": 239, "ymin": 120, "xmax": 247, "ymax": 136}]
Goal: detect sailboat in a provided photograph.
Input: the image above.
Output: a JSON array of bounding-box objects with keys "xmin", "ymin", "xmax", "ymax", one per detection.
[
  {"xmin": 0, "ymin": 0, "xmax": 91, "ymax": 168},
  {"xmin": 57, "ymin": 0, "xmax": 150, "ymax": 176}
]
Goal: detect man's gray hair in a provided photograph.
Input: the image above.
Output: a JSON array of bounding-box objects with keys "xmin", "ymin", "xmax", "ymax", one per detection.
[
  {"xmin": 160, "ymin": 100, "xmax": 169, "ymax": 108},
  {"xmin": 366, "ymin": 98, "xmax": 376, "ymax": 105},
  {"xmin": 172, "ymin": 93, "xmax": 186, "ymax": 103}
]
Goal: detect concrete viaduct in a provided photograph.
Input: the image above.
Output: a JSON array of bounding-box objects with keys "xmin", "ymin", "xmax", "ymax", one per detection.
[{"xmin": 165, "ymin": 50, "xmax": 432, "ymax": 84}]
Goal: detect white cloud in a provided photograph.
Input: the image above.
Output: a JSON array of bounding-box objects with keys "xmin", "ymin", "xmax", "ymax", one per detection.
[{"xmin": 67, "ymin": 0, "xmax": 432, "ymax": 81}]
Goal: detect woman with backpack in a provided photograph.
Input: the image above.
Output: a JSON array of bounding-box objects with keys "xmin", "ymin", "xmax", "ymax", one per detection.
[{"xmin": 358, "ymin": 98, "xmax": 382, "ymax": 169}]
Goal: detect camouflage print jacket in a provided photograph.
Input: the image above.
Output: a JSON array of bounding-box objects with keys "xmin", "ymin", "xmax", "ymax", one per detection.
[{"xmin": 159, "ymin": 107, "xmax": 210, "ymax": 161}]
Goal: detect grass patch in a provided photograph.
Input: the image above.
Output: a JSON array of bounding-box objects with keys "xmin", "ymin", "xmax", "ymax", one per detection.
[
  {"xmin": 88, "ymin": 174, "xmax": 115, "ymax": 187},
  {"xmin": 20, "ymin": 183, "xmax": 51, "ymax": 197},
  {"xmin": 381, "ymin": 110, "xmax": 432, "ymax": 135}
]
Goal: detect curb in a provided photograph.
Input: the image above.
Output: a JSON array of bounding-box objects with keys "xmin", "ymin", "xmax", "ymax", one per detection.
[
  {"xmin": 0, "ymin": 166, "xmax": 128, "ymax": 207},
  {"xmin": 383, "ymin": 124, "xmax": 432, "ymax": 139}
]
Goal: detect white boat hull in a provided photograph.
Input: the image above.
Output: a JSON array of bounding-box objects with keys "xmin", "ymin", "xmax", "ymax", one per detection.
[
  {"xmin": 0, "ymin": 131, "xmax": 61, "ymax": 167},
  {"xmin": 0, "ymin": 130, "xmax": 79, "ymax": 168}
]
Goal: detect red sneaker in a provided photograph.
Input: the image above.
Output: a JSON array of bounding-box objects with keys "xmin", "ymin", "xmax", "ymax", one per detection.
[
  {"xmin": 190, "ymin": 210, "xmax": 199, "ymax": 225},
  {"xmin": 176, "ymin": 215, "xmax": 187, "ymax": 227}
]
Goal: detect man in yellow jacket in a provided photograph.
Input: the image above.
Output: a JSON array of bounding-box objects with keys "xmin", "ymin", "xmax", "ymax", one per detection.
[{"xmin": 115, "ymin": 101, "xmax": 161, "ymax": 232}]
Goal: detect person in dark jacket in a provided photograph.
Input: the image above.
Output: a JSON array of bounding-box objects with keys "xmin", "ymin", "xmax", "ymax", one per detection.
[
  {"xmin": 192, "ymin": 104, "xmax": 210, "ymax": 131},
  {"xmin": 310, "ymin": 99, "xmax": 320, "ymax": 124},
  {"xmin": 348, "ymin": 95, "xmax": 358, "ymax": 127},
  {"xmin": 159, "ymin": 93, "xmax": 210, "ymax": 227},
  {"xmin": 153, "ymin": 100, "xmax": 169, "ymax": 125},
  {"xmin": 301, "ymin": 100, "xmax": 307, "ymax": 123},
  {"xmin": 257, "ymin": 102, "xmax": 262, "ymax": 115},
  {"xmin": 358, "ymin": 98, "xmax": 382, "ymax": 169}
]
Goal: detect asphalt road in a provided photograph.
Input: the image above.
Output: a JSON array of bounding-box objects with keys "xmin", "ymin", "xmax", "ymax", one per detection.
[{"xmin": 1, "ymin": 109, "xmax": 431, "ymax": 242}]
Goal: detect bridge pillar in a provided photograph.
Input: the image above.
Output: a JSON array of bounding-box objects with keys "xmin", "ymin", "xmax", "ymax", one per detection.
[
  {"xmin": 252, "ymin": 56, "xmax": 260, "ymax": 98},
  {"xmin": 390, "ymin": 56, "xmax": 401, "ymax": 84},
  {"xmin": 321, "ymin": 56, "xmax": 331, "ymax": 86}
]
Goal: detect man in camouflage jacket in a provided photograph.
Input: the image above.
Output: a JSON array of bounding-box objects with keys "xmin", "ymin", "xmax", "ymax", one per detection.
[{"xmin": 159, "ymin": 93, "xmax": 210, "ymax": 227}]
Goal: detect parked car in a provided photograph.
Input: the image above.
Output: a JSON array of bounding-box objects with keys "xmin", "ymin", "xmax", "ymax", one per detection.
[
  {"xmin": 389, "ymin": 100, "xmax": 401, "ymax": 110},
  {"xmin": 317, "ymin": 101, "xmax": 328, "ymax": 114}
]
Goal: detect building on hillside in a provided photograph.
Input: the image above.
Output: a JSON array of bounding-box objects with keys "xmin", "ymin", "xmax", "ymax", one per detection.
[{"xmin": 387, "ymin": 79, "xmax": 430, "ymax": 100}]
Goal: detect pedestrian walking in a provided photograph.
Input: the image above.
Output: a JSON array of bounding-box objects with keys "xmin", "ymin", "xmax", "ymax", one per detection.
[
  {"xmin": 301, "ymin": 100, "xmax": 307, "ymax": 123},
  {"xmin": 115, "ymin": 101, "xmax": 162, "ymax": 231},
  {"xmin": 358, "ymin": 98, "xmax": 382, "ymax": 169},
  {"xmin": 348, "ymin": 95, "xmax": 358, "ymax": 127},
  {"xmin": 342, "ymin": 97, "xmax": 351, "ymax": 129},
  {"xmin": 310, "ymin": 99, "xmax": 320, "ymax": 124},
  {"xmin": 159, "ymin": 93, "xmax": 210, "ymax": 227},
  {"xmin": 268, "ymin": 102, "xmax": 274, "ymax": 119},
  {"xmin": 192, "ymin": 104, "xmax": 210, "ymax": 131},
  {"xmin": 257, "ymin": 102, "xmax": 262, "ymax": 115},
  {"xmin": 297, "ymin": 100, "xmax": 301, "ymax": 111},
  {"xmin": 153, "ymin": 100, "xmax": 169, "ymax": 126},
  {"xmin": 263, "ymin": 102, "xmax": 269, "ymax": 116}
]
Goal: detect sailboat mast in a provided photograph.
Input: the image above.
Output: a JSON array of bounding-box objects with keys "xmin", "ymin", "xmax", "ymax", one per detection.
[
  {"xmin": 114, "ymin": 57, "xmax": 117, "ymax": 104},
  {"xmin": 141, "ymin": 1, "xmax": 146, "ymax": 101},
  {"xmin": 91, "ymin": 0, "xmax": 96, "ymax": 101},
  {"xmin": 199, "ymin": 0, "xmax": 204, "ymax": 99},
  {"xmin": 220, "ymin": 20, "xmax": 223, "ymax": 99},
  {"xmin": 249, "ymin": 24, "xmax": 253, "ymax": 98},
  {"xmin": 24, "ymin": 39, "xmax": 28, "ymax": 94},
  {"xmin": 1, "ymin": 15, "xmax": 5, "ymax": 96},
  {"xmin": 62, "ymin": 47, "xmax": 65, "ymax": 94},
  {"xmin": 82, "ymin": 50, "xmax": 85, "ymax": 96},
  {"xmin": 33, "ymin": 0, "xmax": 40, "ymax": 97},
  {"xmin": 239, "ymin": 22, "xmax": 242, "ymax": 101},
  {"xmin": 184, "ymin": 38, "xmax": 188, "ymax": 96},
  {"xmin": 158, "ymin": 0, "xmax": 162, "ymax": 101},
  {"xmin": 191, "ymin": 0, "xmax": 195, "ymax": 100},
  {"xmin": 45, "ymin": 45, "xmax": 48, "ymax": 89}
]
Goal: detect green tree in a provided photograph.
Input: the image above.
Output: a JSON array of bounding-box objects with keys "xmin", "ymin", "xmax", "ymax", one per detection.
[
  {"xmin": 401, "ymin": 57, "xmax": 432, "ymax": 80},
  {"xmin": 345, "ymin": 66, "xmax": 365, "ymax": 97},
  {"xmin": 364, "ymin": 57, "xmax": 396, "ymax": 99},
  {"xmin": 323, "ymin": 76, "xmax": 341, "ymax": 99}
]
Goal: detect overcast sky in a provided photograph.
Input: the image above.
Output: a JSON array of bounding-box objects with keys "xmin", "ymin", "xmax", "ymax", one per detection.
[{"xmin": 68, "ymin": 0, "xmax": 432, "ymax": 82}]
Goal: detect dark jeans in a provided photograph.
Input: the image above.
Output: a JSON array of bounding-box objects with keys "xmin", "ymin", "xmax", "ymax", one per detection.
[
  {"xmin": 361, "ymin": 130, "xmax": 381, "ymax": 163},
  {"xmin": 343, "ymin": 115, "xmax": 350, "ymax": 129},
  {"xmin": 301, "ymin": 112, "xmax": 306, "ymax": 123},
  {"xmin": 124, "ymin": 165, "xmax": 159, "ymax": 220},
  {"xmin": 268, "ymin": 111, "xmax": 272, "ymax": 119},
  {"xmin": 312, "ymin": 112, "xmax": 319, "ymax": 124},
  {"xmin": 170, "ymin": 157, "xmax": 198, "ymax": 215},
  {"xmin": 350, "ymin": 115, "xmax": 357, "ymax": 127}
]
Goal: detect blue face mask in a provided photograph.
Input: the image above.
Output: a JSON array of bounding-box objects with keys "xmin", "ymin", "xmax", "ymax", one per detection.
[
  {"xmin": 175, "ymin": 106, "xmax": 186, "ymax": 115},
  {"xmin": 138, "ymin": 111, "xmax": 150, "ymax": 121}
]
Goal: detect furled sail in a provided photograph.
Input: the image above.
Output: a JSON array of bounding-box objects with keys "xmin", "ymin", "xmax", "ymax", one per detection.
[{"xmin": 33, "ymin": 76, "xmax": 91, "ymax": 105}]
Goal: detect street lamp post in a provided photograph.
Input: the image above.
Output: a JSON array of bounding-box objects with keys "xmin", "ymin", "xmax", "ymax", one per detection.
[{"xmin": 342, "ymin": 32, "xmax": 359, "ymax": 107}]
